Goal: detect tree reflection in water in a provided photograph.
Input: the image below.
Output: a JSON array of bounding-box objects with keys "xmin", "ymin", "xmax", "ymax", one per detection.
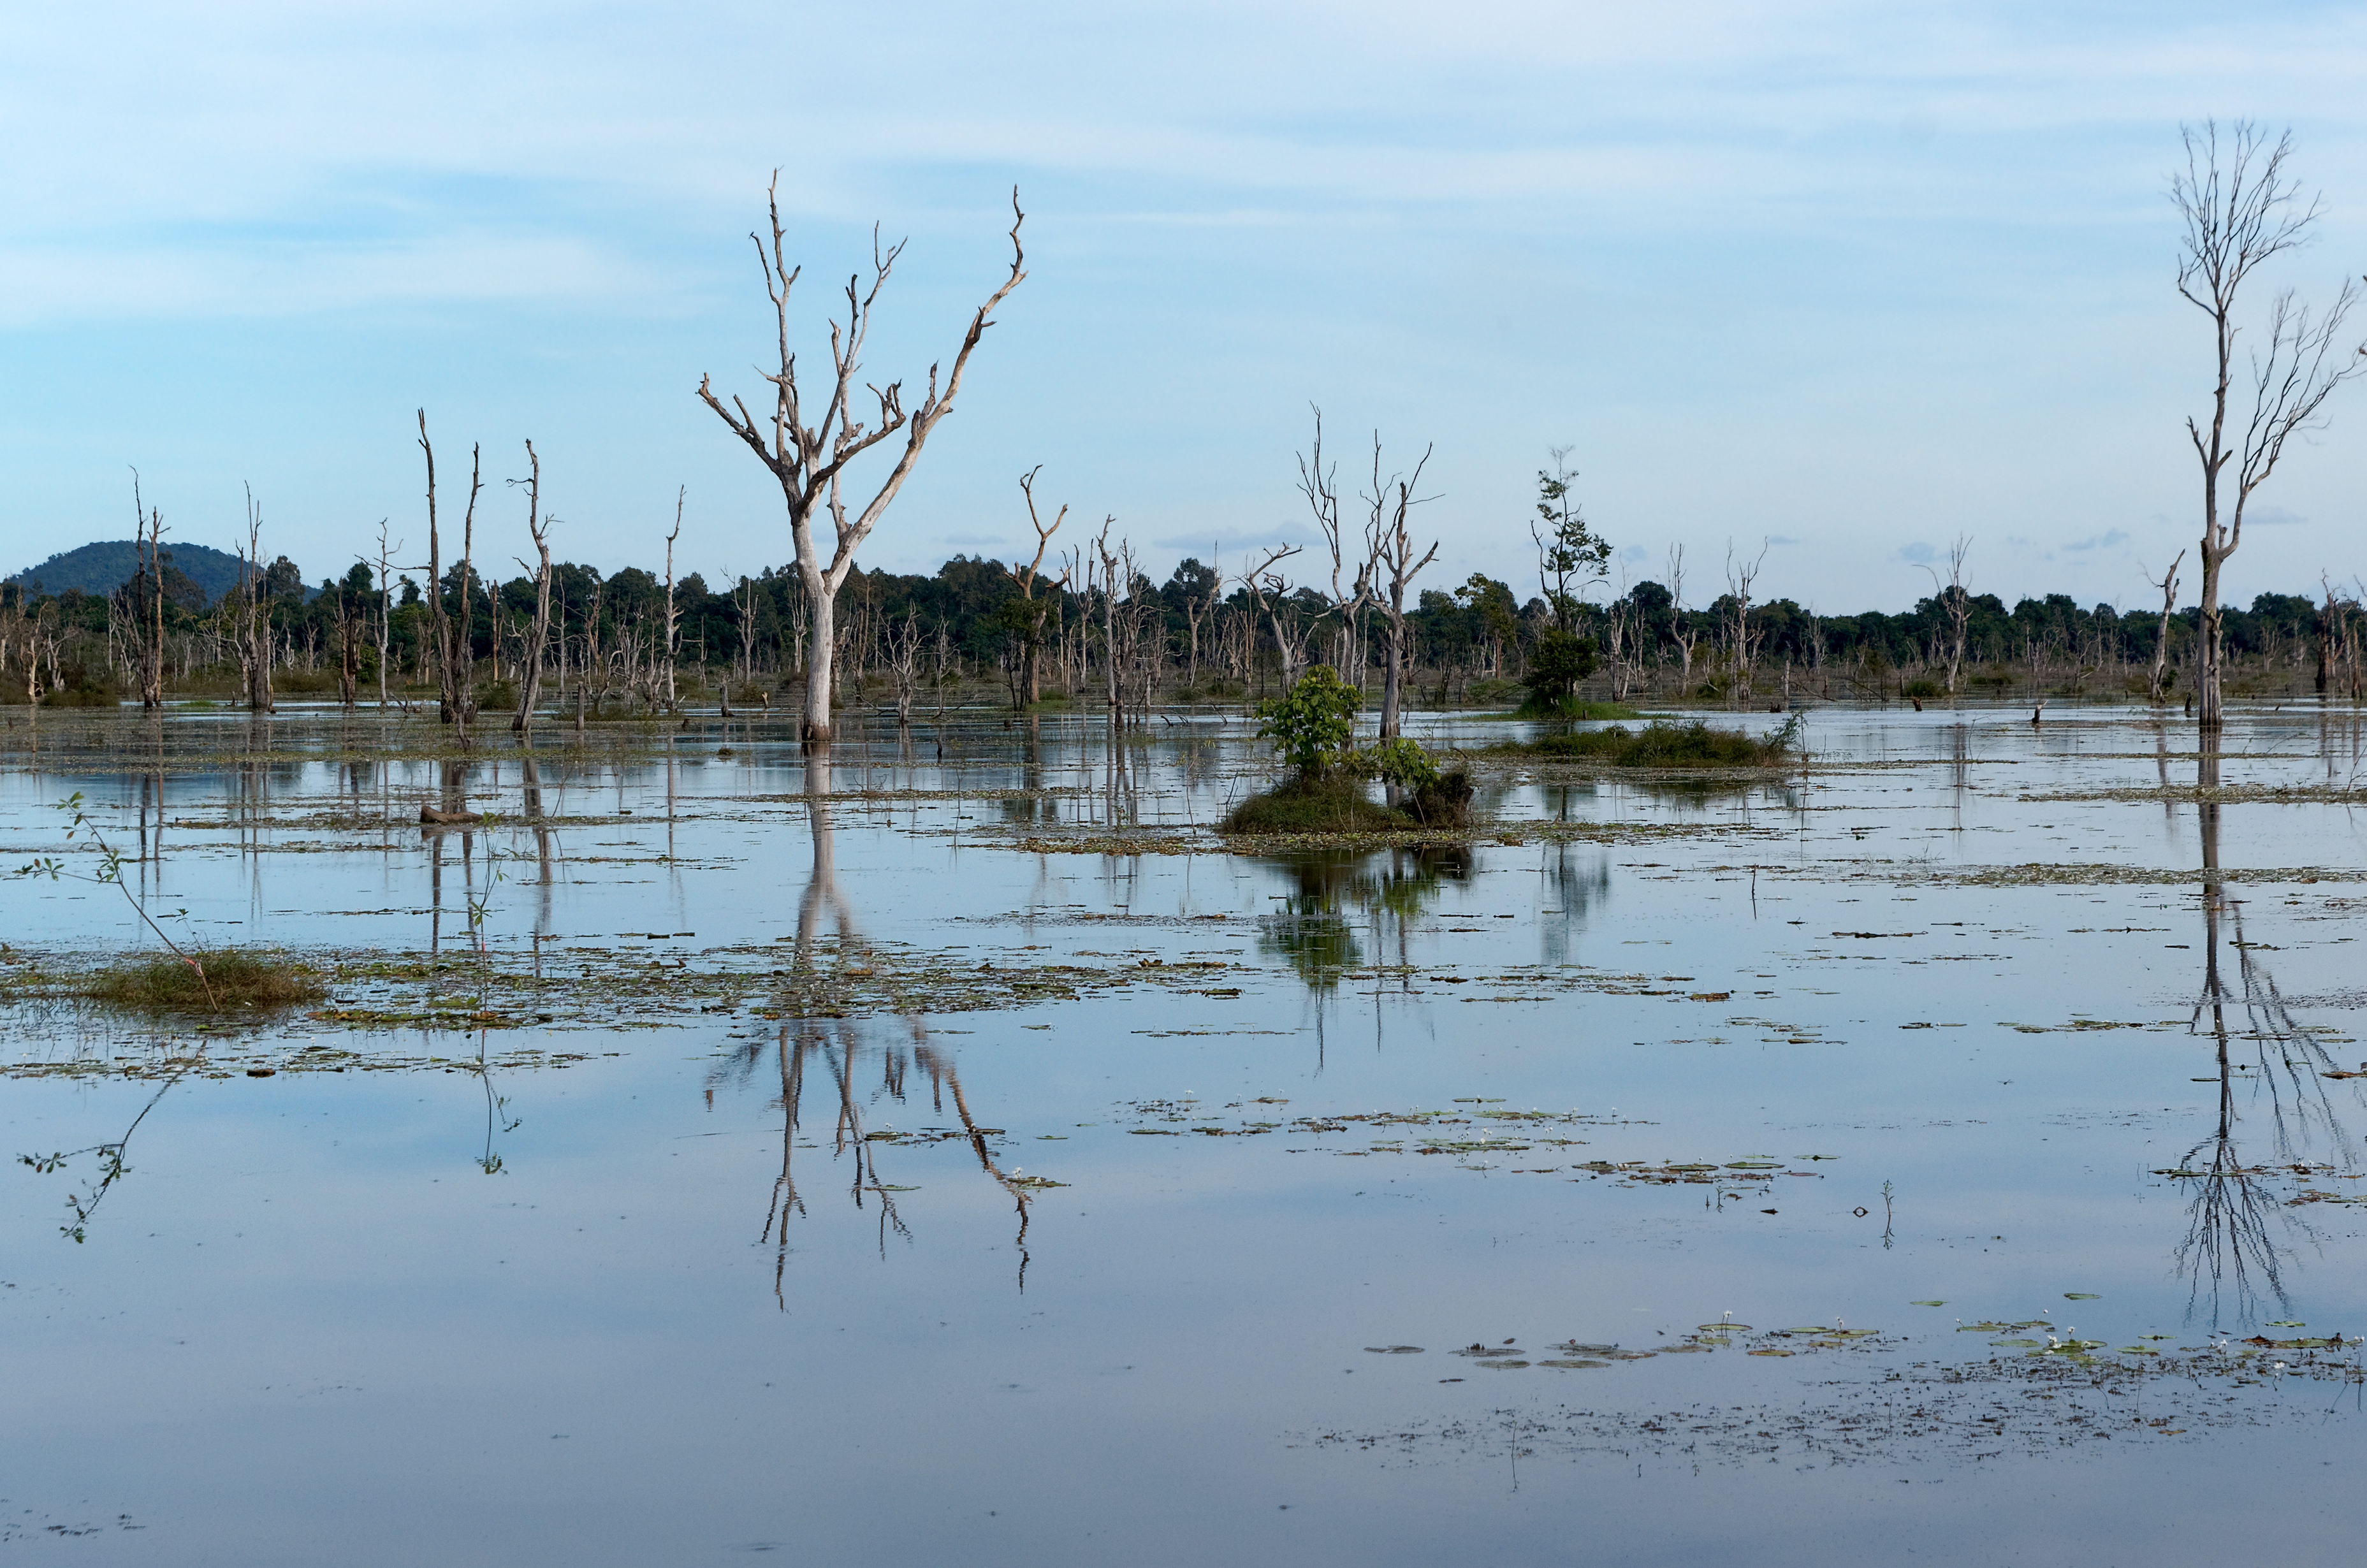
[
  {"xmin": 1255, "ymin": 845, "xmax": 1475, "ymax": 994},
  {"xmin": 2176, "ymin": 730, "xmax": 2358, "ymax": 1329},
  {"xmin": 720, "ymin": 753, "xmax": 1040, "ymax": 1305}
]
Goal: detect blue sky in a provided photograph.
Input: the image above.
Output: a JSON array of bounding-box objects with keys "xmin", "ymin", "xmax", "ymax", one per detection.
[{"xmin": 5, "ymin": 0, "xmax": 2367, "ymax": 614}]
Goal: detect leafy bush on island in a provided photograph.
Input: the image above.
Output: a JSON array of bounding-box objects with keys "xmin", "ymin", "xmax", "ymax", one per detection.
[{"xmin": 1222, "ymin": 666, "xmax": 1471, "ymax": 832}]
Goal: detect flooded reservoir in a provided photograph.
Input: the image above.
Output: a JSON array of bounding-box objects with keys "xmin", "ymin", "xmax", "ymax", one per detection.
[{"xmin": 5, "ymin": 702, "xmax": 2365, "ymax": 1564}]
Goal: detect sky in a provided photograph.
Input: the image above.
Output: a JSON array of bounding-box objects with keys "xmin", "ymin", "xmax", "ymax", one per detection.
[{"xmin": 5, "ymin": 0, "xmax": 2367, "ymax": 615}]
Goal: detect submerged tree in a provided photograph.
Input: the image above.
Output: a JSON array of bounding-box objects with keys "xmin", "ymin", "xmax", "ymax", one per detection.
[
  {"xmin": 698, "ymin": 175, "xmax": 1026, "ymax": 749},
  {"xmin": 2173, "ymin": 121, "xmax": 2367, "ymax": 730}
]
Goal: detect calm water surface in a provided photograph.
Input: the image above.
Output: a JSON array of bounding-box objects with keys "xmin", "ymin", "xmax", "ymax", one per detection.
[{"xmin": 4, "ymin": 703, "xmax": 2365, "ymax": 1564}]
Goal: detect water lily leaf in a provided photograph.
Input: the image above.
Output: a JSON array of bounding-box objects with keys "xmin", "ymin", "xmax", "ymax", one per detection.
[
  {"xmin": 1536, "ymin": 1358, "xmax": 1610, "ymax": 1370},
  {"xmin": 2064, "ymin": 1292, "xmax": 2102, "ymax": 1300},
  {"xmin": 1911, "ymin": 1300, "xmax": 1947, "ymax": 1307}
]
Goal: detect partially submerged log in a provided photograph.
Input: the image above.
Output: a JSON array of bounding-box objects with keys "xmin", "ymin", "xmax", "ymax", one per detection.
[{"xmin": 418, "ymin": 806, "xmax": 484, "ymax": 826}]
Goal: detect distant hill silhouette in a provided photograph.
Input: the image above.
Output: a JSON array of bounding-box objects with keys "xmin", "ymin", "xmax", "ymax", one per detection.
[{"xmin": 7, "ymin": 541, "xmax": 255, "ymax": 607}]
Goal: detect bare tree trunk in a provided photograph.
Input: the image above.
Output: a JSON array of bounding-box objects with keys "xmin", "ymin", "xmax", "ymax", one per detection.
[
  {"xmin": 2148, "ymin": 551, "xmax": 2187, "ymax": 704},
  {"xmin": 698, "ymin": 177, "xmax": 1026, "ymax": 750},
  {"xmin": 2175, "ymin": 122, "xmax": 2366, "ymax": 730},
  {"xmin": 375, "ymin": 519, "xmax": 402, "ymax": 710},
  {"xmin": 661, "ymin": 488, "xmax": 683, "ymax": 711},
  {"xmin": 238, "ymin": 486, "xmax": 274, "ymax": 713},
  {"xmin": 514, "ymin": 440, "xmax": 552, "ymax": 733}
]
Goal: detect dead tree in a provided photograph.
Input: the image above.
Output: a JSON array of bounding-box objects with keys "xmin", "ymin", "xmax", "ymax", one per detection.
[
  {"xmin": 698, "ymin": 177, "xmax": 1025, "ymax": 749},
  {"xmin": 1666, "ymin": 544, "xmax": 1698, "ymax": 686},
  {"xmin": 1241, "ymin": 544, "xmax": 1307, "ymax": 692},
  {"xmin": 1293, "ymin": 409, "xmax": 1377, "ymax": 683},
  {"xmin": 1091, "ymin": 519, "xmax": 1125, "ymax": 727},
  {"xmin": 1919, "ymin": 535, "xmax": 1973, "ymax": 695},
  {"xmin": 1004, "ymin": 466, "xmax": 1067, "ymax": 707},
  {"xmin": 418, "ymin": 412, "xmax": 483, "ymax": 727},
  {"xmin": 372, "ymin": 519, "xmax": 403, "ymax": 709},
  {"xmin": 128, "ymin": 470, "xmax": 166, "ymax": 709},
  {"xmin": 512, "ymin": 441, "xmax": 553, "ymax": 732},
  {"xmin": 2145, "ymin": 551, "xmax": 2187, "ymax": 703},
  {"xmin": 660, "ymin": 488, "xmax": 684, "ymax": 710},
  {"xmin": 1358, "ymin": 436, "xmax": 1438, "ymax": 738},
  {"xmin": 335, "ymin": 585, "xmax": 361, "ymax": 708},
  {"xmin": 1723, "ymin": 539, "xmax": 1767, "ymax": 692},
  {"xmin": 887, "ymin": 607, "xmax": 923, "ymax": 727},
  {"xmin": 235, "ymin": 486, "xmax": 273, "ymax": 713},
  {"xmin": 2174, "ymin": 121, "xmax": 2367, "ymax": 730},
  {"xmin": 729, "ymin": 570, "xmax": 763, "ymax": 688}
]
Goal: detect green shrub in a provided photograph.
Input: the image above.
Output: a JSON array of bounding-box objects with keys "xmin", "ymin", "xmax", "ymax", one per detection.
[
  {"xmin": 1254, "ymin": 665, "xmax": 1362, "ymax": 778},
  {"xmin": 1359, "ymin": 736, "xmax": 1441, "ymax": 791},
  {"xmin": 1517, "ymin": 630, "xmax": 1599, "ymax": 715}
]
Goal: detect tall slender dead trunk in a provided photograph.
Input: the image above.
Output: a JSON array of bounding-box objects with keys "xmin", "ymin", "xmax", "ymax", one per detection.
[
  {"xmin": 514, "ymin": 440, "xmax": 552, "ymax": 733},
  {"xmin": 698, "ymin": 176, "xmax": 1026, "ymax": 750}
]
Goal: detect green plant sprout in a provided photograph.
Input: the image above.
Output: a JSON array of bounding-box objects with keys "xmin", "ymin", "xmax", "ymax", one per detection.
[{"xmin": 16, "ymin": 792, "xmax": 215, "ymax": 1010}]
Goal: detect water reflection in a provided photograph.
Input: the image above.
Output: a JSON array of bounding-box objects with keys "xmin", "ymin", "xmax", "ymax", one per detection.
[
  {"xmin": 1255, "ymin": 845, "xmax": 1473, "ymax": 991},
  {"xmin": 2176, "ymin": 731, "xmax": 2359, "ymax": 1328},
  {"xmin": 720, "ymin": 753, "xmax": 1040, "ymax": 1303}
]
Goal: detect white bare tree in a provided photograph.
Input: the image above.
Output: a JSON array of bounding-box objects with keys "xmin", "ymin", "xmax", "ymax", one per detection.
[
  {"xmin": 2173, "ymin": 121, "xmax": 2367, "ymax": 730},
  {"xmin": 511, "ymin": 441, "xmax": 553, "ymax": 733},
  {"xmin": 699, "ymin": 176, "xmax": 1026, "ymax": 749}
]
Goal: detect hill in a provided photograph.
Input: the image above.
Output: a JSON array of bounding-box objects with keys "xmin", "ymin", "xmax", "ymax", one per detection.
[{"xmin": 7, "ymin": 541, "xmax": 252, "ymax": 607}]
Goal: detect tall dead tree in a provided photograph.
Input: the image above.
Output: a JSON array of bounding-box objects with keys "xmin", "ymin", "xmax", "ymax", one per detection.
[
  {"xmin": 1240, "ymin": 544, "xmax": 1307, "ymax": 692},
  {"xmin": 1003, "ymin": 466, "xmax": 1067, "ymax": 708},
  {"xmin": 373, "ymin": 519, "xmax": 402, "ymax": 709},
  {"xmin": 129, "ymin": 468, "xmax": 165, "ymax": 709},
  {"xmin": 2145, "ymin": 550, "xmax": 2186, "ymax": 704},
  {"xmin": 698, "ymin": 176, "xmax": 1026, "ymax": 749},
  {"xmin": 235, "ymin": 486, "xmax": 273, "ymax": 713},
  {"xmin": 512, "ymin": 440, "xmax": 553, "ymax": 733},
  {"xmin": 1348, "ymin": 432, "xmax": 1439, "ymax": 739},
  {"xmin": 660, "ymin": 488, "xmax": 684, "ymax": 711},
  {"xmin": 1723, "ymin": 540, "xmax": 1767, "ymax": 692},
  {"xmin": 1919, "ymin": 535, "xmax": 1972, "ymax": 695},
  {"xmin": 418, "ymin": 412, "xmax": 484, "ymax": 727},
  {"xmin": 1666, "ymin": 545, "xmax": 1698, "ymax": 685},
  {"xmin": 2173, "ymin": 120, "xmax": 2367, "ymax": 730}
]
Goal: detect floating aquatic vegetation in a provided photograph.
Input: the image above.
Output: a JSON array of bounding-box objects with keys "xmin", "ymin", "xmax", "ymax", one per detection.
[{"xmin": 1295, "ymin": 1320, "xmax": 2367, "ymax": 1471}]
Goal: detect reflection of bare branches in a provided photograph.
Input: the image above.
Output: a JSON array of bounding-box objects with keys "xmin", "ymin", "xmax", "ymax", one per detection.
[
  {"xmin": 2175, "ymin": 732, "xmax": 2352, "ymax": 1328},
  {"xmin": 741, "ymin": 757, "xmax": 1036, "ymax": 1304},
  {"xmin": 929, "ymin": 1041, "xmax": 1033, "ymax": 1288}
]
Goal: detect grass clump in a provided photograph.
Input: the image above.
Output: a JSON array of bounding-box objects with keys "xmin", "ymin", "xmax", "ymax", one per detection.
[
  {"xmin": 1222, "ymin": 777, "xmax": 1417, "ymax": 834},
  {"xmin": 85, "ymin": 949, "xmax": 328, "ymax": 1013},
  {"xmin": 1524, "ymin": 718, "xmax": 1794, "ymax": 768}
]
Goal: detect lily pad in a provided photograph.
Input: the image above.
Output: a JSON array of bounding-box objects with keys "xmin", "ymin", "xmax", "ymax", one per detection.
[
  {"xmin": 1911, "ymin": 1300, "xmax": 1947, "ymax": 1307},
  {"xmin": 1536, "ymin": 1358, "xmax": 1610, "ymax": 1370},
  {"xmin": 2064, "ymin": 1292, "xmax": 2102, "ymax": 1300},
  {"xmin": 1363, "ymin": 1346, "xmax": 1425, "ymax": 1354}
]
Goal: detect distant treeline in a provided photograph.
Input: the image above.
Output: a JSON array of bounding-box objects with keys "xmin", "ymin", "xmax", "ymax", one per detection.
[{"xmin": 2, "ymin": 535, "xmax": 2356, "ymax": 709}]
